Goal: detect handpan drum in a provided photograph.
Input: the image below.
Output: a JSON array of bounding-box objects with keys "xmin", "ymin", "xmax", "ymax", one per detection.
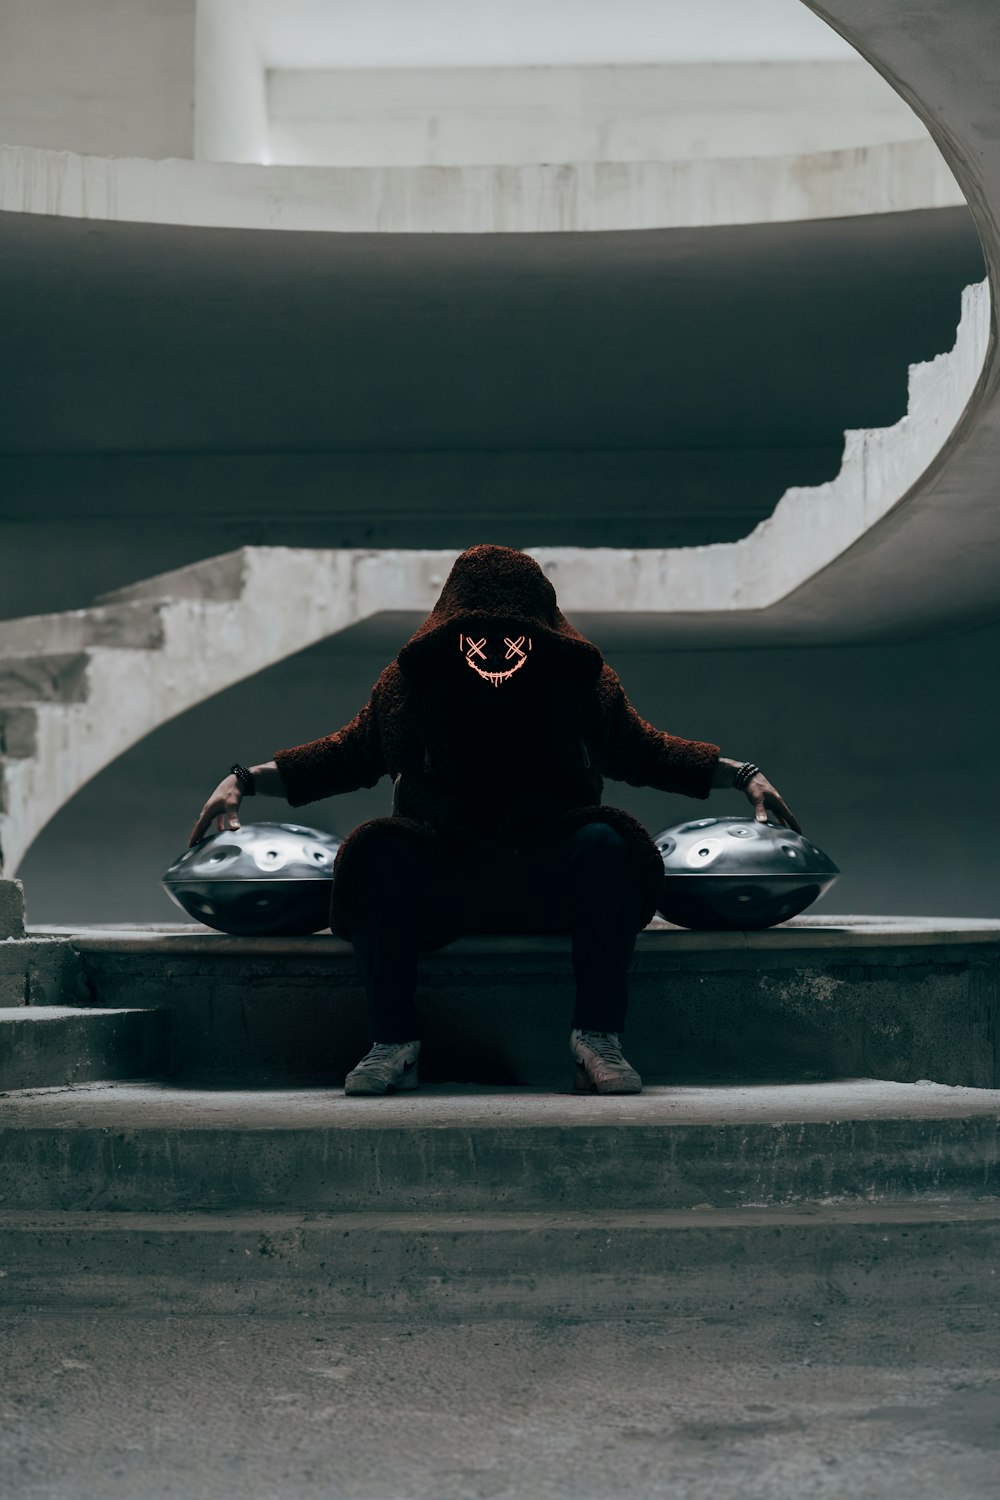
[
  {"xmin": 654, "ymin": 817, "xmax": 839, "ymax": 930},
  {"xmin": 162, "ymin": 822, "xmax": 342, "ymax": 936}
]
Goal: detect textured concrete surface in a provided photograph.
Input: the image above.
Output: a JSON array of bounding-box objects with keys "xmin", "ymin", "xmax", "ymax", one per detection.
[
  {"xmin": 0, "ymin": 137, "xmax": 962, "ymax": 235},
  {"xmin": 0, "ymin": 879, "xmax": 24, "ymax": 939},
  {"xmin": 33, "ymin": 921, "xmax": 1000, "ymax": 1089},
  {"xmin": 2, "ymin": 1200, "xmax": 999, "ymax": 1320},
  {"xmin": 0, "ymin": 1005, "xmax": 167, "ymax": 1091},
  {"xmin": 2, "ymin": 1306, "xmax": 999, "ymax": 1500},
  {"xmin": 5, "ymin": 921, "xmax": 999, "ymax": 1090},
  {"xmin": 0, "ymin": 937, "xmax": 84, "ymax": 1009},
  {"xmin": 0, "ymin": 706, "xmax": 36, "ymax": 760},
  {"xmin": 0, "ymin": 601, "xmax": 166, "ymax": 654},
  {"xmin": 1, "ymin": 1079, "xmax": 998, "ymax": 1213}
]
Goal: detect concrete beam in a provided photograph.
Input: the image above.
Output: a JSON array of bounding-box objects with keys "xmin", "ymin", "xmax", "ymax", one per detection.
[{"xmin": 0, "ymin": 137, "xmax": 963, "ymax": 234}]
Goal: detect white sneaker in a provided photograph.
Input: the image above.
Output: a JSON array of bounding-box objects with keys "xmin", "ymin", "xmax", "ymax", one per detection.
[
  {"xmin": 570, "ymin": 1029, "xmax": 642, "ymax": 1094},
  {"xmin": 344, "ymin": 1040, "xmax": 421, "ymax": 1095}
]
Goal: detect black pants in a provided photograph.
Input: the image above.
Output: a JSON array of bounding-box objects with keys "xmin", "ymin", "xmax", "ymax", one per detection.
[{"xmin": 350, "ymin": 820, "xmax": 644, "ymax": 1042}]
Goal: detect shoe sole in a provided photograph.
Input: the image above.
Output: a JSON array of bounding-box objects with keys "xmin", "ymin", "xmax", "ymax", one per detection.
[
  {"xmin": 344, "ymin": 1068, "xmax": 419, "ymax": 1096},
  {"xmin": 572, "ymin": 1063, "xmax": 642, "ymax": 1095}
]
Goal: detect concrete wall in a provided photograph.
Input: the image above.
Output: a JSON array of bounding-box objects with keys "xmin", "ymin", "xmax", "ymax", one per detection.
[
  {"xmin": 267, "ymin": 61, "xmax": 927, "ymax": 169},
  {"xmin": 17, "ymin": 615, "xmax": 1000, "ymax": 925},
  {"xmin": 0, "ymin": 0, "xmax": 195, "ymax": 158},
  {"xmin": 195, "ymin": 0, "xmax": 268, "ymax": 163}
]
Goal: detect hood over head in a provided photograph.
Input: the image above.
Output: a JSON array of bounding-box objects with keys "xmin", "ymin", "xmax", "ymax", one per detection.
[{"xmin": 396, "ymin": 544, "xmax": 604, "ymax": 686}]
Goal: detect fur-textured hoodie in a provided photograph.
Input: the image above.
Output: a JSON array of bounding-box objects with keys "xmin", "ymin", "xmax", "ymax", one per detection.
[{"xmin": 272, "ymin": 545, "xmax": 720, "ymax": 940}]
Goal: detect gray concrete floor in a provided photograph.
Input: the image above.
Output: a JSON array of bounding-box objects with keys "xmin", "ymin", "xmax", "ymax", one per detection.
[{"xmin": 2, "ymin": 1305, "xmax": 999, "ymax": 1499}]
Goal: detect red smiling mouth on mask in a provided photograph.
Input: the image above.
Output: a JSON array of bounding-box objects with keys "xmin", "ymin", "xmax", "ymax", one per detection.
[{"xmin": 459, "ymin": 632, "xmax": 533, "ymax": 687}]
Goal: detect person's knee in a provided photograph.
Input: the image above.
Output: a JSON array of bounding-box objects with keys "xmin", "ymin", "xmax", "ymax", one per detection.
[
  {"xmin": 571, "ymin": 821, "xmax": 630, "ymax": 865},
  {"xmin": 350, "ymin": 831, "xmax": 423, "ymax": 904},
  {"xmin": 560, "ymin": 824, "xmax": 635, "ymax": 904}
]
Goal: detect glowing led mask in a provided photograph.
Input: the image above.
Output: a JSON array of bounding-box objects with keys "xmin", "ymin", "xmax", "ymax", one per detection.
[{"xmin": 460, "ymin": 632, "xmax": 533, "ymax": 687}]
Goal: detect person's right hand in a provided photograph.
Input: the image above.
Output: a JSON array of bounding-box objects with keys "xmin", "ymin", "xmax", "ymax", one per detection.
[{"xmin": 188, "ymin": 774, "xmax": 243, "ymax": 848}]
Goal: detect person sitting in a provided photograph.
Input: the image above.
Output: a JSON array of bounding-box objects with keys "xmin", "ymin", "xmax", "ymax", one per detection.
[{"xmin": 188, "ymin": 544, "xmax": 799, "ymax": 1095}]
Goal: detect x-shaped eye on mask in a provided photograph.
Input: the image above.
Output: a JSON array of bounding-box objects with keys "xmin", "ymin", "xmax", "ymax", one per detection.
[{"xmin": 460, "ymin": 633, "xmax": 533, "ymax": 687}]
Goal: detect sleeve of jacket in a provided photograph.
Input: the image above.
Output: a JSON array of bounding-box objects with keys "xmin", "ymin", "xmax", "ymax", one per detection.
[
  {"xmin": 272, "ymin": 689, "xmax": 388, "ymax": 808},
  {"xmin": 591, "ymin": 665, "xmax": 720, "ymax": 799}
]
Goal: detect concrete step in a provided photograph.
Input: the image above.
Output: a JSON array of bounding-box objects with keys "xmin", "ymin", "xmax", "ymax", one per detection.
[
  {"xmin": 0, "ymin": 936, "xmax": 89, "ymax": 1007},
  {"xmin": 95, "ymin": 548, "xmax": 248, "ymax": 605},
  {"xmin": 0, "ymin": 651, "xmax": 90, "ymax": 704},
  {"xmin": 35, "ymin": 918, "xmax": 1000, "ymax": 1089},
  {"xmin": 0, "ymin": 1006, "xmax": 168, "ymax": 1091},
  {"xmin": 0, "ymin": 704, "xmax": 37, "ymax": 757},
  {"xmin": 0, "ymin": 601, "xmax": 166, "ymax": 653},
  {"xmin": 0, "ymin": 1198, "xmax": 997, "ymax": 1317},
  {"xmin": 0, "ymin": 1079, "xmax": 997, "ymax": 1213}
]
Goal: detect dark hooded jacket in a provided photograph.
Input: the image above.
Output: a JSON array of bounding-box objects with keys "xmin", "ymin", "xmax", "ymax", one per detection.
[{"xmin": 272, "ymin": 545, "xmax": 721, "ymax": 941}]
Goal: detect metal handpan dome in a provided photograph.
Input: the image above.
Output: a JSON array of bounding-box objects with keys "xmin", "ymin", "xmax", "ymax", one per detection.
[
  {"xmin": 654, "ymin": 816, "xmax": 839, "ymax": 930},
  {"xmin": 162, "ymin": 821, "xmax": 342, "ymax": 935}
]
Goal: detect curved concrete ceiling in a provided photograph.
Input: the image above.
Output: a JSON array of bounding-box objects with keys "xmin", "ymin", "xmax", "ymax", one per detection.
[
  {"xmin": 0, "ymin": 206, "xmax": 979, "ymax": 459},
  {"xmin": 0, "ymin": 0, "xmax": 997, "ymax": 650}
]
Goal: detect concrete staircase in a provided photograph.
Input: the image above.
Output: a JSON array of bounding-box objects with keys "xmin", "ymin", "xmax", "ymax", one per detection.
[
  {"xmin": 0, "ymin": 881, "xmax": 167, "ymax": 1090},
  {"xmin": 0, "ymin": 234, "xmax": 986, "ymax": 871},
  {"xmin": 1, "ymin": 896, "xmax": 998, "ymax": 1319},
  {"xmin": 19, "ymin": 915, "xmax": 1000, "ymax": 1090},
  {"xmin": 0, "ymin": 546, "xmax": 433, "ymax": 876},
  {"xmin": 1, "ymin": 1079, "xmax": 998, "ymax": 1319},
  {"xmin": 0, "ymin": 223, "xmax": 988, "ymax": 885}
]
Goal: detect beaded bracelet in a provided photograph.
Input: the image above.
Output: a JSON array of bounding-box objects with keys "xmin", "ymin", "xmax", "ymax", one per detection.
[
  {"xmin": 230, "ymin": 762, "xmax": 256, "ymax": 796},
  {"xmin": 733, "ymin": 761, "xmax": 760, "ymax": 792}
]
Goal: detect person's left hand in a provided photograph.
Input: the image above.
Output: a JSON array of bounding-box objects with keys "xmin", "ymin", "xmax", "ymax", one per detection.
[{"xmin": 742, "ymin": 772, "xmax": 802, "ymax": 833}]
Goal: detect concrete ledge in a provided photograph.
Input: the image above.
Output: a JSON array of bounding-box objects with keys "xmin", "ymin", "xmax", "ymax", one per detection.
[
  {"xmin": 0, "ymin": 1005, "xmax": 168, "ymax": 1092},
  {"xmin": 0, "ymin": 139, "xmax": 963, "ymax": 236},
  {"xmin": 1, "ymin": 1079, "xmax": 997, "ymax": 1213},
  {"xmin": 0, "ymin": 651, "xmax": 90, "ymax": 705},
  {"xmin": 0, "ymin": 936, "xmax": 85, "ymax": 1007},
  {"xmin": 0, "ymin": 601, "xmax": 166, "ymax": 653},
  {"xmin": 0, "ymin": 1200, "xmax": 997, "ymax": 1318},
  {"xmin": 29, "ymin": 913, "xmax": 1000, "ymax": 951},
  {"xmin": 34, "ymin": 918, "xmax": 1000, "ymax": 1090}
]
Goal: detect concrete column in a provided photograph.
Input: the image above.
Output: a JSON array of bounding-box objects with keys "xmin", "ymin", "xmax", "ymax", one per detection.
[{"xmin": 0, "ymin": 879, "xmax": 26, "ymax": 939}]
